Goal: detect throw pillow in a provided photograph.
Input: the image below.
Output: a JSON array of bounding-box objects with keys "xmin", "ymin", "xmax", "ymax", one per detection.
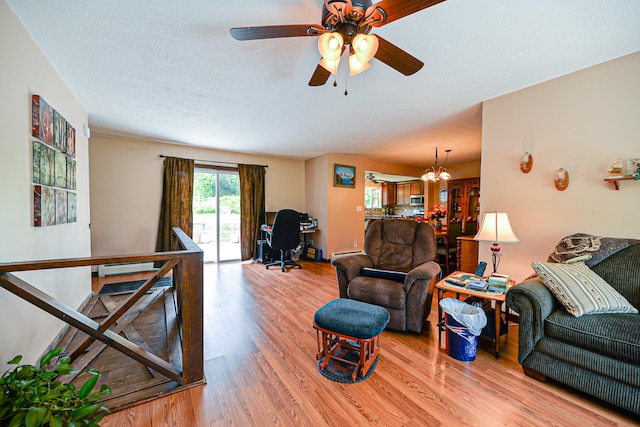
[{"xmin": 531, "ymin": 261, "xmax": 638, "ymax": 317}]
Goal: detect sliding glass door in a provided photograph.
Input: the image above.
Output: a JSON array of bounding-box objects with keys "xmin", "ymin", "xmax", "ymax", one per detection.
[{"xmin": 193, "ymin": 168, "xmax": 241, "ymax": 262}]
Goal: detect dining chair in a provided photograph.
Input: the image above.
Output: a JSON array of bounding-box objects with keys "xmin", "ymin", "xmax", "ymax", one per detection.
[
  {"xmin": 436, "ymin": 221, "xmax": 463, "ymax": 275},
  {"xmin": 463, "ymin": 220, "xmax": 478, "ymax": 236}
]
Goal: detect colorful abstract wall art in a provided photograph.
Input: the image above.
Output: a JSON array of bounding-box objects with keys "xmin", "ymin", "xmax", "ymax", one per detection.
[{"xmin": 31, "ymin": 94, "xmax": 78, "ymax": 226}]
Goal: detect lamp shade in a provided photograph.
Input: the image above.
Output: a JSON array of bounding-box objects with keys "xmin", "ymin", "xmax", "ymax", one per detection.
[
  {"xmin": 348, "ymin": 54, "xmax": 371, "ymax": 76},
  {"xmin": 422, "ymin": 170, "xmax": 436, "ymax": 181},
  {"xmin": 318, "ymin": 32, "xmax": 344, "ymax": 61},
  {"xmin": 352, "ymin": 34, "xmax": 379, "ymax": 63},
  {"xmin": 438, "ymin": 169, "xmax": 451, "ymax": 180},
  {"xmin": 318, "ymin": 57, "xmax": 340, "ymax": 75},
  {"xmin": 474, "ymin": 212, "xmax": 519, "ymax": 243}
]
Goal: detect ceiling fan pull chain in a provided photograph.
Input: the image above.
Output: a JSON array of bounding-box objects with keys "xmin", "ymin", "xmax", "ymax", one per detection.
[{"xmin": 344, "ymin": 70, "xmax": 349, "ymax": 96}]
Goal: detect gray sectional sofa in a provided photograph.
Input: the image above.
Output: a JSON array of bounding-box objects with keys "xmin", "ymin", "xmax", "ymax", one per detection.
[{"xmin": 506, "ymin": 234, "xmax": 640, "ymax": 415}]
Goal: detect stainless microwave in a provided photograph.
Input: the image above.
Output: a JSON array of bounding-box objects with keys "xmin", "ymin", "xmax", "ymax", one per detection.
[{"xmin": 409, "ymin": 195, "xmax": 424, "ymax": 206}]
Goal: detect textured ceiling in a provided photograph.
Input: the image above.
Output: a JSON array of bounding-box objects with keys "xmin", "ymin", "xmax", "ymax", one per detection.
[{"xmin": 7, "ymin": 0, "xmax": 640, "ymax": 168}]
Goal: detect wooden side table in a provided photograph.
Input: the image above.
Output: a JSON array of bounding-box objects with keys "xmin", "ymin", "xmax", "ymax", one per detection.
[{"xmin": 436, "ymin": 271, "xmax": 511, "ymax": 359}]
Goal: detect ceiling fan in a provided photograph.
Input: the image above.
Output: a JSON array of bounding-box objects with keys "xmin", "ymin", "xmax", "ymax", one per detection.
[
  {"xmin": 365, "ymin": 172, "xmax": 387, "ymax": 184},
  {"xmin": 230, "ymin": 0, "xmax": 446, "ymax": 87}
]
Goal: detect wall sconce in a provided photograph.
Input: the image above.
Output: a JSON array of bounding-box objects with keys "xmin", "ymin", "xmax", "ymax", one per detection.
[
  {"xmin": 519, "ymin": 152, "xmax": 533, "ymax": 173},
  {"xmin": 554, "ymin": 168, "xmax": 569, "ymax": 191}
]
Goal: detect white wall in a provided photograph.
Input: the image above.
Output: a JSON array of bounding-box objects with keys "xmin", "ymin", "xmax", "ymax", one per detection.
[
  {"xmin": 305, "ymin": 155, "xmax": 329, "ymax": 253},
  {"xmin": 0, "ymin": 1, "xmax": 91, "ymax": 368},
  {"xmin": 481, "ymin": 51, "xmax": 640, "ymax": 282},
  {"xmin": 89, "ymin": 136, "xmax": 306, "ymax": 256}
]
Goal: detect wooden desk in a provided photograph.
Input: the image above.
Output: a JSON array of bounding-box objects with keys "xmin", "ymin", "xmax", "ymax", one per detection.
[
  {"xmin": 258, "ymin": 225, "xmax": 319, "ymax": 262},
  {"xmin": 436, "ymin": 271, "xmax": 510, "ymax": 358}
]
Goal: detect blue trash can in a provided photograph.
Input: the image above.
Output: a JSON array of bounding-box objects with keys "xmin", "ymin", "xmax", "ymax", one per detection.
[
  {"xmin": 440, "ymin": 298, "xmax": 487, "ymax": 362},
  {"xmin": 445, "ymin": 313, "xmax": 479, "ymax": 362}
]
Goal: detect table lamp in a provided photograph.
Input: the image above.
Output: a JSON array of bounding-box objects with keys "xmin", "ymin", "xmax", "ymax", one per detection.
[{"xmin": 474, "ymin": 211, "xmax": 519, "ymax": 274}]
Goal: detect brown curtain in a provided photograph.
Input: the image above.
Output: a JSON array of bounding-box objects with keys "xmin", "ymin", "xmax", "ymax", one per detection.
[
  {"xmin": 156, "ymin": 156, "xmax": 195, "ymax": 252},
  {"xmin": 238, "ymin": 164, "xmax": 266, "ymax": 260}
]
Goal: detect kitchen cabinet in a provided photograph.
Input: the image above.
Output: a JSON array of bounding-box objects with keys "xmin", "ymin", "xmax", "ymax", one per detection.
[
  {"xmin": 410, "ymin": 180, "xmax": 424, "ymax": 195},
  {"xmin": 447, "ymin": 177, "xmax": 480, "ymax": 222},
  {"xmin": 382, "ymin": 180, "xmax": 424, "ymax": 206},
  {"xmin": 396, "ymin": 183, "xmax": 411, "ymax": 205},
  {"xmin": 382, "ymin": 182, "xmax": 396, "ymax": 206},
  {"xmin": 395, "ymin": 180, "xmax": 423, "ymax": 205}
]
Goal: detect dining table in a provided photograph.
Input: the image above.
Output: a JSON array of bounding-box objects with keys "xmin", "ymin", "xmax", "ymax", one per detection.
[
  {"xmin": 434, "ymin": 228, "xmax": 448, "ymax": 236},
  {"xmin": 434, "ymin": 227, "xmax": 448, "ymax": 241}
]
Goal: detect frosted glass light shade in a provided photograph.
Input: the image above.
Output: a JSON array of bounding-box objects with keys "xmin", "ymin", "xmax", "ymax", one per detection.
[
  {"xmin": 349, "ymin": 54, "xmax": 371, "ymax": 76},
  {"xmin": 423, "ymin": 170, "xmax": 436, "ymax": 181},
  {"xmin": 318, "ymin": 57, "xmax": 340, "ymax": 75},
  {"xmin": 318, "ymin": 32, "xmax": 344, "ymax": 61},
  {"xmin": 474, "ymin": 212, "xmax": 519, "ymax": 243},
  {"xmin": 438, "ymin": 170, "xmax": 451, "ymax": 180},
  {"xmin": 352, "ymin": 34, "xmax": 379, "ymax": 63}
]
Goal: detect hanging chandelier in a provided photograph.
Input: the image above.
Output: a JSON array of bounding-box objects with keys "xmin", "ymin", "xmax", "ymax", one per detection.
[{"xmin": 421, "ymin": 147, "xmax": 452, "ymax": 182}]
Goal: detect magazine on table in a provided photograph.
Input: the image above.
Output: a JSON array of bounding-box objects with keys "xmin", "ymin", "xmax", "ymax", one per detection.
[{"xmin": 444, "ymin": 273, "xmax": 505, "ymax": 293}]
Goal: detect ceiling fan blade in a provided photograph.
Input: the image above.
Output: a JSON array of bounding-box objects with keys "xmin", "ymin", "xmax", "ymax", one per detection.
[
  {"xmin": 309, "ymin": 45, "xmax": 346, "ymax": 86},
  {"xmin": 230, "ymin": 24, "xmax": 324, "ymax": 41},
  {"xmin": 308, "ymin": 64, "xmax": 332, "ymax": 86},
  {"xmin": 367, "ymin": 0, "xmax": 446, "ymax": 27},
  {"xmin": 374, "ymin": 36, "xmax": 424, "ymax": 76}
]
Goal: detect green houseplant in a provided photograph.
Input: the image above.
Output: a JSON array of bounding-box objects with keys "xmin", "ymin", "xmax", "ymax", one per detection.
[{"xmin": 0, "ymin": 348, "xmax": 111, "ymax": 427}]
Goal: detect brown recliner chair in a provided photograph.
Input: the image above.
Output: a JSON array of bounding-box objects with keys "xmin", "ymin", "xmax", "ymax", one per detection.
[{"xmin": 331, "ymin": 219, "xmax": 441, "ymax": 333}]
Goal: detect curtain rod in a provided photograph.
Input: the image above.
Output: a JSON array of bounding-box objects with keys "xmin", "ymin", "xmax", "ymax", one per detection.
[{"xmin": 159, "ymin": 155, "xmax": 268, "ymax": 168}]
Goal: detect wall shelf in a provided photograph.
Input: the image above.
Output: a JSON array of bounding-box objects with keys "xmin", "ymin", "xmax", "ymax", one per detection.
[{"xmin": 603, "ymin": 176, "xmax": 637, "ymax": 190}]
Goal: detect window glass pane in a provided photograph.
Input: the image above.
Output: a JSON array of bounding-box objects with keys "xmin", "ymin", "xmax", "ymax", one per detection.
[
  {"xmin": 365, "ymin": 187, "xmax": 382, "ymax": 208},
  {"xmin": 193, "ymin": 169, "xmax": 241, "ymax": 262}
]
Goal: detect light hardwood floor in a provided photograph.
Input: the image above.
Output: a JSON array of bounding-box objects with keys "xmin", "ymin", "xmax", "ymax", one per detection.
[{"xmin": 101, "ymin": 260, "xmax": 639, "ymax": 426}]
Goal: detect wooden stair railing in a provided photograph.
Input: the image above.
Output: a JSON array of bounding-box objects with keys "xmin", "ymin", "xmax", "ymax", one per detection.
[{"xmin": 0, "ymin": 227, "xmax": 203, "ymax": 386}]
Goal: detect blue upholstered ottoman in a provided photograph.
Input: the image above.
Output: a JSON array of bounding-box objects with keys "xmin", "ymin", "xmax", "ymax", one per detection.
[{"xmin": 313, "ymin": 299, "xmax": 390, "ymax": 381}]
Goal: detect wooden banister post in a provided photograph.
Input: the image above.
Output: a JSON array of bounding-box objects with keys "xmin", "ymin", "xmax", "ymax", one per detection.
[{"xmin": 172, "ymin": 227, "xmax": 204, "ymax": 384}]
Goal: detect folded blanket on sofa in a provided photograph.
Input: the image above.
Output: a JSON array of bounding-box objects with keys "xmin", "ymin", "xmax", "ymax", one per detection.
[{"xmin": 547, "ymin": 233, "xmax": 640, "ymax": 267}]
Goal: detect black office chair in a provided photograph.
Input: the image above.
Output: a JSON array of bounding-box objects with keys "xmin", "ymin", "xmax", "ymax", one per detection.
[{"xmin": 266, "ymin": 209, "xmax": 302, "ymax": 272}]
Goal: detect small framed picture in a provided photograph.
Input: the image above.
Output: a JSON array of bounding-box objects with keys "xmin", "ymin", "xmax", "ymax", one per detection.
[{"xmin": 334, "ymin": 164, "xmax": 356, "ymax": 188}]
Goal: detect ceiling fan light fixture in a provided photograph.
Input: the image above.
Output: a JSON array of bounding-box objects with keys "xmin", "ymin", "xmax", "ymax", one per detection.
[
  {"xmin": 352, "ymin": 34, "xmax": 379, "ymax": 63},
  {"xmin": 318, "ymin": 57, "xmax": 340, "ymax": 75},
  {"xmin": 232, "ymin": 0, "xmax": 444, "ymax": 89},
  {"xmin": 318, "ymin": 32, "xmax": 344, "ymax": 61},
  {"xmin": 348, "ymin": 54, "xmax": 371, "ymax": 76}
]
